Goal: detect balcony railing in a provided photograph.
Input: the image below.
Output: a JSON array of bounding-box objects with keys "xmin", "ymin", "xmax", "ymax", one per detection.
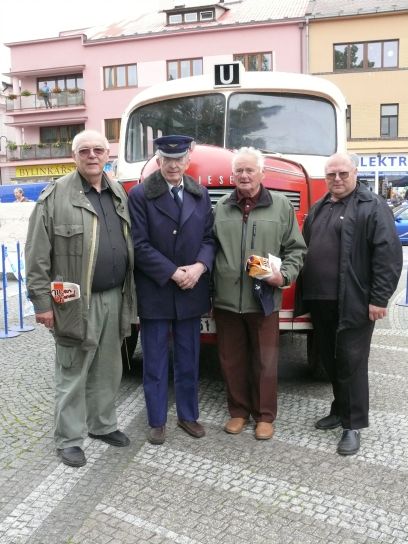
[
  {"xmin": 5, "ymin": 142, "xmax": 72, "ymax": 161},
  {"xmin": 5, "ymin": 89, "xmax": 85, "ymax": 112}
]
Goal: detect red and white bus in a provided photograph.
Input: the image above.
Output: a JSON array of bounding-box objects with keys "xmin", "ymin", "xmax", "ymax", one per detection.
[{"xmin": 117, "ymin": 63, "xmax": 347, "ymax": 371}]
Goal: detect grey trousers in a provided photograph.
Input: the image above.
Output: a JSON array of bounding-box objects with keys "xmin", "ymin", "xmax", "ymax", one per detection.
[{"xmin": 54, "ymin": 287, "xmax": 123, "ymax": 449}]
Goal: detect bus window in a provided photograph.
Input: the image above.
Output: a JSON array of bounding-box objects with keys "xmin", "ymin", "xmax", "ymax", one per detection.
[
  {"xmin": 227, "ymin": 93, "xmax": 337, "ymax": 156},
  {"xmin": 125, "ymin": 93, "xmax": 225, "ymax": 163}
]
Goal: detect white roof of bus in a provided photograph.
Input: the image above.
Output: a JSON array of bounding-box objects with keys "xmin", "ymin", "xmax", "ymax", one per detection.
[{"xmin": 123, "ymin": 71, "xmax": 347, "ymax": 117}]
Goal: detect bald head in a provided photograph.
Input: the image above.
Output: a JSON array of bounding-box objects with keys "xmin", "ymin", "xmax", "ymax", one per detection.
[{"xmin": 324, "ymin": 153, "xmax": 358, "ymax": 201}]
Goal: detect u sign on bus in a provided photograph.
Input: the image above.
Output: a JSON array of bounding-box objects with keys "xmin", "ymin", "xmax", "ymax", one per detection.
[{"xmin": 214, "ymin": 62, "xmax": 241, "ymax": 87}]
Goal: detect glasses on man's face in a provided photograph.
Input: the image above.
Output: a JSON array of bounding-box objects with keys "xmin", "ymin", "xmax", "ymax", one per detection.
[
  {"xmin": 325, "ymin": 171, "xmax": 350, "ymax": 181},
  {"xmin": 77, "ymin": 147, "xmax": 107, "ymax": 158}
]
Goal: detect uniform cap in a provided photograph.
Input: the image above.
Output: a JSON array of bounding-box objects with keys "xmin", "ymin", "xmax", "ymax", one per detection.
[{"xmin": 154, "ymin": 135, "xmax": 194, "ymax": 158}]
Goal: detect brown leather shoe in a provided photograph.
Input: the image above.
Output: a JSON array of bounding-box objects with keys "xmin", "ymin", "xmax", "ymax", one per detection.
[
  {"xmin": 148, "ymin": 426, "xmax": 166, "ymax": 445},
  {"xmin": 177, "ymin": 420, "xmax": 205, "ymax": 438},
  {"xmin": 255, "ymin": 422, "xmax": 274, "ymax": 440},
  {"xmin": 224, "ymin": 417, "xmax": 248, "ymax": 434}
]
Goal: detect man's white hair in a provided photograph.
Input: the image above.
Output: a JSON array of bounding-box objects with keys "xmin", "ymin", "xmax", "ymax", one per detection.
[
  {"xmin": 72, "ymin": 130, "xmax": 109, "ymax": 153},
  {"xmin": 232, "ymin": 147, "xmax": 264, "ymax": 171}
]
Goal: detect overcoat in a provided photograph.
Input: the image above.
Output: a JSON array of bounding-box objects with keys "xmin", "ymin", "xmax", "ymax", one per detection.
[
  {"xmin": 128, "ymin": 170, "xmax": 216, "ymax": 319},
  {"xmin": 25, "ymin": 170, "xmax": 137, "ymax": 347}
]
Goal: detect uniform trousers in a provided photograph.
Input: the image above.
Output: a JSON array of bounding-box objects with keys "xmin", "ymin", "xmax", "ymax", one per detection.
[
  {"xmin": 54, "ymin": 287, "xmax": 123, "ymax": 449},
  {"xmin": 140, "ymin": 317, "xmax": 201, "ymax": 427},
  {"xmin": 214, "ymin": 308, "xmax": 279, "ymax": 423},
  {"xmin": 308, "ymin": 300, "xmax": 375, "ymax": 430}
]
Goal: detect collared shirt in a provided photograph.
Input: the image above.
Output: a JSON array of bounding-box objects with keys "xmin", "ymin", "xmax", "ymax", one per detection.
[
  {"xmin": 236, "ymin": 187, "xmax": 261, "ymax": 223},
  {"xmin": 167, "ymin": 179, "xmax": 184, "ymax": 203},
  {"xmin": 82, "ymin": 176, "xmax": 128, "ymax": 292},
  {"xmin": 302, "ymin": 191, "xmax": 353, "ymax": 300}
]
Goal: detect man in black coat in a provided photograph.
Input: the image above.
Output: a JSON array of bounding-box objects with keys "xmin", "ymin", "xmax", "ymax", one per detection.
[{"xmin": 301, "ymin": 153, "xmax": 402, "ymax": 455}]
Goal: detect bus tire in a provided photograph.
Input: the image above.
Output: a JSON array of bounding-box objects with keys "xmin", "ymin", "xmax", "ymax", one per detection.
[{"xmin": 306, "ymin": 331, "xmax": 328, "ymax": 381}]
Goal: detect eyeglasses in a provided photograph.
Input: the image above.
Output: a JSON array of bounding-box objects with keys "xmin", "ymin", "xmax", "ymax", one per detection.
[
  {"xmin": 77, "ymin": 147, "xmax": 107, "ymax": 158},
  {"xmin": 325, "ymin": 171, "xmax": 351, "ymax": 181}
]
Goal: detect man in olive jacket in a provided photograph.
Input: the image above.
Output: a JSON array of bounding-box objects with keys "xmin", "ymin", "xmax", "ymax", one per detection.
[
  {"xmin": 25, "ymin": 130, "xmax": 137, "ymax": 467},
  {"xmin": 213, "ymin": 146, "xmax": 306, "ymax": 440}
]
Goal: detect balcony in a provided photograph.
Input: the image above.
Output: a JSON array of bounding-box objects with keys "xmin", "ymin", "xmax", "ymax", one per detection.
[
  {"xmin": 5, "ymin": 142, "xmax": 72, "ymax": 161},
  {"xmin": 5, "ymin": 89, "xmax": 85, "ymax": 112}
]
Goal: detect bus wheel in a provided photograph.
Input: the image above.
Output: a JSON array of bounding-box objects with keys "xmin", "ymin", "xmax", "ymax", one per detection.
[{"xmin": 306, "ymin": 331, "xmax": 328, "ymax": 381}]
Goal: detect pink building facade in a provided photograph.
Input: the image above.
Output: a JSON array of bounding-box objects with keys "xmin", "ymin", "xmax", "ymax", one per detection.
[{"xmin": 1, "ymin": 0, "xmax": 308, "ymax": 184}]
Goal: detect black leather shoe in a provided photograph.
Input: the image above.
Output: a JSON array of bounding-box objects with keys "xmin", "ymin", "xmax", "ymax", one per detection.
[
  {"xmin": 337, "ymin": 429, "xmax": 360, "ymax": 455},
  {"xmin": 315, "ymin": 414, "xmax": 342, "ymax": 430},
  {"xmin": 177, "ymin": 420, "xmax": 205, "ymax": 438},
  {"xmin": 57, "ymin": 446, "xmax": 86, "ymax": 467},
  {"xmin": 148, "ymin": 426, "xmax": 166, "ymax": 445},
  {"xmin": 88, "ymin": 430, "xmax": 130, "ymax": 447}
]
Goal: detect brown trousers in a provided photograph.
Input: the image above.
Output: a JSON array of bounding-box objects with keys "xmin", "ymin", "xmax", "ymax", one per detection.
[{"xmin": 214, "ymin": 308, "xmax": 279, "ymax": 423}]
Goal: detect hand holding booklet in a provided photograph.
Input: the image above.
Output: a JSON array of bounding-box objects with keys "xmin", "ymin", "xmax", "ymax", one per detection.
[
  {"xmin": 246, "ymin": 253, "xmax": 282, "ymax": 280},
  {"xmin": 51, "ymin": 281, "xmax": 81, "ymax": 304}
]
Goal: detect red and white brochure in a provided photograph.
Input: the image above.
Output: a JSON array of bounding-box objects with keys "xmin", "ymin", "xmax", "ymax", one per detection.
[{"xmin": 51, "ymin": 281, "xmax": 81, "ymax": 304}]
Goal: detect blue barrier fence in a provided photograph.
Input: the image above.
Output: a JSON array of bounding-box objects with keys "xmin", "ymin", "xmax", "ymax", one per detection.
[{"xmin": 0, "ymin": 243, "xmax": 34, "ymax": 339}]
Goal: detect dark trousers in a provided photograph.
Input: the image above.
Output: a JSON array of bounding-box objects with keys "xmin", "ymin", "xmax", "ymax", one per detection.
[
  {"xmin": 214, "ymin": 308, "xmax": 279, "ymax": 423},
  {"xmin": 140, "ymin": 317, "xmax": 201, "ymax": 427},
  {"xmin": 308, "ymin": 300, "xmax": 375, "ymax": 430}
]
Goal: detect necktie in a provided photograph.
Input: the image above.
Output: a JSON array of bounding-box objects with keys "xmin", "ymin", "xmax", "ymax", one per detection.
[{"xmin": 171, "ymin": 186, "xmax": 182, "ymax": 209}]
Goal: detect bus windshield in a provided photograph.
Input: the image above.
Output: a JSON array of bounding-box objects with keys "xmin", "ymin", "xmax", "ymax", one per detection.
[
  {"xmin": 228, "ymin": 93, "xmax": 336, "ymax": 156},
  {"xmin": 125, "ymin": 91, "xmax": 337, "ymax": 162},
  {"xmin": 126, "ymin": 94, "xmax": 225, "ymax": 162}
]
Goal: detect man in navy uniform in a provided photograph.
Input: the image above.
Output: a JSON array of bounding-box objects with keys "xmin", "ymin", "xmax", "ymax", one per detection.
[{"xmin": 128, "ymin": 135, "xmax": 216, "ymax": 445}]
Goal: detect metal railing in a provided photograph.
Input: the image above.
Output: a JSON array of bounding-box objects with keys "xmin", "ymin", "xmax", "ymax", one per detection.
[
  {"xmin": 5, "ymin": 89, "xmax": 85, "ymax": 112},
  {"xmin": 5, "ymin": 142, "xmax": 72, "ymax": 161}
]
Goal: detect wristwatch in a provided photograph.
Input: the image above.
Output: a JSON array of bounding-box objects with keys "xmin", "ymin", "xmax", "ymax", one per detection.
[{"xmin": 280, "ymin": 271, "xmax": 290, "ymax": 288}]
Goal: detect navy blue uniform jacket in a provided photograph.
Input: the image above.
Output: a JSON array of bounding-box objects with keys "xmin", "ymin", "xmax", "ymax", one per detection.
[{"xmin": 129, "ymin": 170, "xmax": 216, "ymax": 319}]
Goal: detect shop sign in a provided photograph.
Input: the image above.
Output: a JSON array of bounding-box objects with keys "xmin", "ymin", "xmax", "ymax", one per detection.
[
  {"xmin": 15, "ymin": 164, "xmax": 76, "ymax": 178},
  {"xmin": 358, "ymin": 154, "xmax": 408, "ymax": 172}
]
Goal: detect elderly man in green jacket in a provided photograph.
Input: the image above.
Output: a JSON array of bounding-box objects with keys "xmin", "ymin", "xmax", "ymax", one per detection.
[
  {"xmin": 213, "ymin": 146, "xmax": 306, "ymax": 440},
  {"xmin": 25, "ymin": 130, "xmax": 136, "ymax": 467}
]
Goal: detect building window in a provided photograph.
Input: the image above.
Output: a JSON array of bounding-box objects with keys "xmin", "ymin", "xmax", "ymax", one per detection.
[
  {"xmin": 105, "ymin": 119, "xmax": 121, "ymax": 142},
  {"xmin": 234, "ymin": 52, "xmax": 272, "ymax": 72},
  {"xmin": 334, "ymin": 40, "xmax": 398, "ymax": 71},
  {"xmin": 167, "ymin": 58, "xmax": 203, "ymax": 80},
  {"xmin": 346, "ymin": 105, "xmax": 351, "ymax": 140},
  {"xmin": 167, "ymin": 9, "xmax": 214, "ymax": 25},
  {"xmin": 37, "ymin": 74, "xmax": 84, "ymax": 92},
  {"xmin": 40, "ymin": 124, "xmax": 84, "ymax": 144},
  {"xmin": 104, "ymin": 64, "xmax": 138, "ymax": 89},
  {"xmin": 200, "ymin": 11, "xmax": 214, "ymax": 21},
  {"xmin": 380, "ymin": 104, "xmax": 398, "ymax": 138}
]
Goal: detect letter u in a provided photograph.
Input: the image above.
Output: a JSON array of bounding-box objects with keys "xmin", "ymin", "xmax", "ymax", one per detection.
[{"xmin": 220, "ymin": 65, "xmax": 234, "ymax": 85}]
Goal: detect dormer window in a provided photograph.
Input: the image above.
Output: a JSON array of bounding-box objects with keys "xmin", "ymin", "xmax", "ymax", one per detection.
[
  {"xmin": 184, "ymin": 12, "xmax": 198, "ymax": 22},
  {"xmin": 167, "ymin": 8, "xmax": 215, "ymax": 25},
  {"xmin": 168, "ymin": 13, "xmax": 183, "ymax": 24},
  {"xmin": 200, "ymin": 11, "xmax": 214, "ymax": 21}
]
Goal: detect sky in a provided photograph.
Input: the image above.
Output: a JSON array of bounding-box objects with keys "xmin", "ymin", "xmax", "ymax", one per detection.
[{"xmin": 0, "ymin": 1, "xmax": 159, "ymax": 79}]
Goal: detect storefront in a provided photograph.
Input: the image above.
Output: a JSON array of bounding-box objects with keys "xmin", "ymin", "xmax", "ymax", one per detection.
[
  {"xmin": 357, "ymin": 153, "xmax": 408, "ymax": 195},
  {"xmin": 14, "ymin": 163, "xmax": 77, "ymax": 182}
]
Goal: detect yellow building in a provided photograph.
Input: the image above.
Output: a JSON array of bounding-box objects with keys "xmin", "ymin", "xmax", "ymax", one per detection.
[{"xmin": 307, "ymin": 0, "xmax": 408, "ymax": 193}]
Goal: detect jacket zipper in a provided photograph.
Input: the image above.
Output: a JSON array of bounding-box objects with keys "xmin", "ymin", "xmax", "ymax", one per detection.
[
  {"xmin": 239, "ymin": 220, "xmax": 247, "ymax": 312},
  {"xmin": 86, "ymin": 215, "xmax": 98, "ymax": 309},
  {"xmin": 251, "ymin": 222, "xmax": 256, "ymax": 249}
]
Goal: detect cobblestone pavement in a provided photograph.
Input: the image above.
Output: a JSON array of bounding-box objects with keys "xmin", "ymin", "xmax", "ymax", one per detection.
[{"xmin": 0, "ymin": 248, "xmax": 407, "ymax": 544}]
